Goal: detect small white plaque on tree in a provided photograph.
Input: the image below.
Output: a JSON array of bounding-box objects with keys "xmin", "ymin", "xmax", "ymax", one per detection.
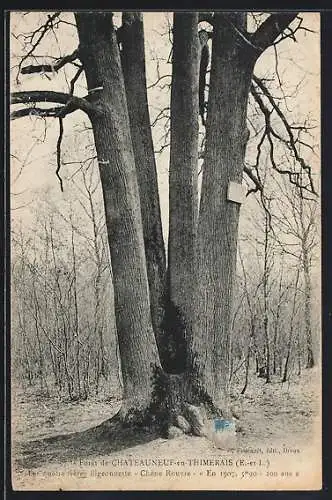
[{"xmin": 227, "ymin": 181, "xmax": 246, "ymax": 204}]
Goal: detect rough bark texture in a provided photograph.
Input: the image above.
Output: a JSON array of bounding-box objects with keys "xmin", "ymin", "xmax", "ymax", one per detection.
[
  {"xmin": 119, "ymin": 13, "xmax": 167, "ymax": 363},
  {"xmin": 75, "ymin": 13, "xmax": 161, "ymax": 417},
  {"xmin": 191, "ymin": 14, "xmax": 254, "ymax": 412},
  {"xmin": 168, "ymin": 13, "xmax": 200, "ymax": 373}
]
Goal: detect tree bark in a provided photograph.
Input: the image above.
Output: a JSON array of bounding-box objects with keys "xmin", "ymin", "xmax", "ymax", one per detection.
[
  {"xmin": 168, "ymin": 13, "xmax": 200, "ymax": 373},
  {"xmin": 191, "ymin": 14, "xmax": 255, "ymax": 413},
  {"xmin": 75, "ymin": 13, "xmax": 161, "ymax": 418},
  {"xmin": 119, "ymin": 13, "xmax": 167, "ymax": 362}
]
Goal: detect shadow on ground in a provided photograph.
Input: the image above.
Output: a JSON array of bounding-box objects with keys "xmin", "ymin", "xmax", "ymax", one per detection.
[{"xmin": 14, "ymin": 416, "xmax": 159, "ymax": 470}]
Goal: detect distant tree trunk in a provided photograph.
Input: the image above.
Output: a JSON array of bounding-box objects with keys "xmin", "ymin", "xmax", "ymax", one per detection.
[
  {"xmin": 119, "ymin": 12, "xmax": 167, "ymax": 361},
  {"xmin": 241, "ymin": 322, "xmax": 255, "ymax": 395},
  {"xmin": 272, "ymin": 320, "xmax": 278, "ymax": 375},
  {"xmin": 191, "ymin": 14, "xmax": 255, "ymax": 413},
  {"xmin": 282, "ymin": 268, "xmax": 300, "ymax": 383},
  {"xmin": 272, "ymin": 268, "xmax": 283, "ymax": 375},
  {"xmin": 168, "ymin": 12, "xmax": 200, "ymax": 373},
  {"xmin": 263, "ymin": 210, "xmax": 271, "ymax": 383},
  {"xmin": 81, "ymin": 167, "xmax": 107, "ymax": 384},
  {"xmin": 296, "ymin": 328, "xmax": 302, "ymax": 376},
  {"xmin": 75, "ymin": 13, "xmax": 161, "ymax": 418},
  {"xmin": 303, "ymin": 243, "xmax": 314, "ymax": 368},
  {"xmin": 69, "ymin": 214, "xmax": 81, "ymax": 399}
]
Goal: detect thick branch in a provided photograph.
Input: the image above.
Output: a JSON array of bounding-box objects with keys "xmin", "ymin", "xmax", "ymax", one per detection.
[
  {"xmin": 16, "ymin": 12, "xmax": 61, "ymax": 82},
  {"xmin": 251, "ymin": 13, "xmax": 298, "ymax": 52},
  {"xmin": 21, "ymin": 48, "xmax": 79, "ymax": 74},
  {"xmin": 10, "ymin": 91, "xmax": 96, "ymax": 118},
  {"xmin": 56, "ymin": 117, "xmax": 64, "ymax": 192},
  {"xmin": 11, "ymin": 106, "xmax": 63, "ymax": 120}
]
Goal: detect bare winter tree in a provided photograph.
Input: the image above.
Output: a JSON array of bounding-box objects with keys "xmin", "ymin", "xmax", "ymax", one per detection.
[
  {"xmin": 10, "ymin": 11, "xmax": 317, "ymax": 439},
  {"xmin": 272, "ymin": 175, "xmax": 319, "ymax": 368},
  {"xmin": 11, "ymin": 183, "xmax": 118, "ymax": 401}
]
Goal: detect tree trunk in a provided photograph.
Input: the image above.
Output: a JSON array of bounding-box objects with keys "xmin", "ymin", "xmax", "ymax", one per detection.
[
  {"xmin": 241, "ymin": 322, "xmax": 254, "ymax": 395},
  {"xmin": 191, "ymin": 14, "xmax": 254, "ymax": 412},
  {"xmin": 168, "ymin": 13, "xmax": 200, "ymax": 373},
  {"xmin": 282, "ymin": 269, "xmax": 300, "ymax": 383},
  {"xmin": 263, "ymin": 213, "xmax": 271, "ymax": 383},
  {"xmin": 272, "ymin": 319, "xmax": 278, "ymax": 375},
  {"xmin": 75, "ymin": 13, "xmax": 161, "ymax": 418},
  {"xmin": 272, "ymin": 268, "xmax": 283, "ymax": 375},
  {"xmin": 70, "ymin": 216, "xmax": 81, "ymax": 399},
  {"xmin": 303, "ymin": 246, "xmax": 314, "ymax": 368},
  {"xmin": 296, "ymin": 328, "xmax": 302, "ymax": 376},
  {"xmin": 119, "ymin": 13, "xmax": 167, "ymax": 362}
]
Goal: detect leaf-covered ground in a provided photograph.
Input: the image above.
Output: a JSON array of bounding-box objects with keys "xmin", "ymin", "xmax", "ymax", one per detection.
[{"xmin": 11, "ymin": 367, "xmax": 321, "ymax": 490}]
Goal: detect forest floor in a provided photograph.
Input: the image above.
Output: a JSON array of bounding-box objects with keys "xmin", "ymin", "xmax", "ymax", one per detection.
[{"xmin": 11, "ymin": 367, "xmax": 321, "ymax": 490}]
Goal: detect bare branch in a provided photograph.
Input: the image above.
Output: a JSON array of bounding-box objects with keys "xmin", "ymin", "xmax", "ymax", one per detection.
[
  {"xmin": 250, "ymin": 81, "xmax": 316, "ymax": 195},
  {"xmin": 11, "ymin": 106, "xmax": 64, "ymax": 120},
  {"xmin": 150, "ymin": 106, "xmax": 170, "ymax": 127},
  {"xmin": 252, "ymin": 75, "xmax": 316, "ymax": 194},
  {"xmin": 69, "ymin": 65, "xmax": 84, "ymax": 94},
  {"xmin": 147, "ymin": 74, "xmax": 171, "ymax": 90},
  {"xmin": 56, "ymin": 117, "xmax": 64, "ymax": 192},
  {"xmin": 243, "ymin": 165, "xmax": 263, "ymax": 195},
  {"xmin": 21, "ymin": 48, "xmax": 79, "ymax": 74},
  {"xmin": 16, "ymin": 12, "xmax": 61, "ymax": 82},
  {"xmin": 11, "ymin": 90, "xmax": 96, "ymax": 119}
]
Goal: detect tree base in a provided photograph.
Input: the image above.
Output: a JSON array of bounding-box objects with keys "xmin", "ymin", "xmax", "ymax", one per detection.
[{"xmin": 99, "ymin": 367, "xmax": 231, "ymax": 440}]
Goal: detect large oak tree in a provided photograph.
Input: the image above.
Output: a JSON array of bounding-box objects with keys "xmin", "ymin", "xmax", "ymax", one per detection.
[{"xmin": 11, "ymin": 11, "xmax": 316, "ymax": 437}]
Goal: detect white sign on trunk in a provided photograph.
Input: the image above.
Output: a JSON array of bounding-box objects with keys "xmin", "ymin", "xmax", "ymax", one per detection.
[{"xmin": 227, "ymin": 181, "xmax": 246, "ymax": 204}]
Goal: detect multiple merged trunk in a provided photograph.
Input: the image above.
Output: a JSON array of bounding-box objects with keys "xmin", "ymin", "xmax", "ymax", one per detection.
[
  {"xmin": 75, "ymin": 11, "xmax": 256, "ymax": 424},
  {"xmin": 73, "ymin": 12, "xmax": 303, "ymax": 430}
]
